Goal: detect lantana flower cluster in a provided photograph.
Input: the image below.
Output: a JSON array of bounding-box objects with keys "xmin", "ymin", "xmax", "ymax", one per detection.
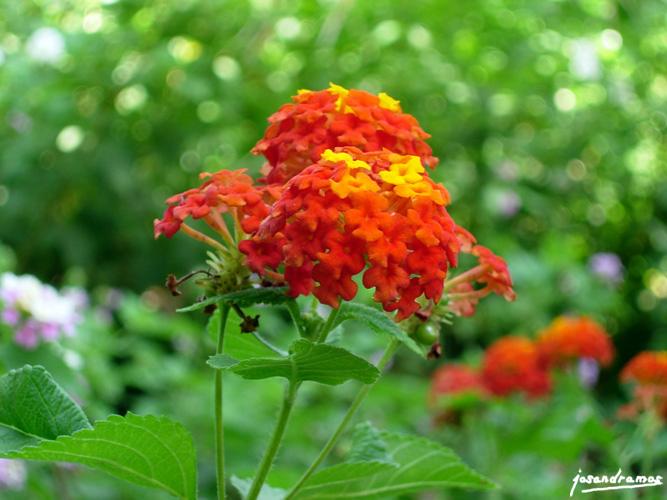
[
  {"xmin": 0, "ymin": 272, "xmax": 86, "ymax": 349},
  {"xmin": 618, "ymin": 351, "xmax": 667, "ymax": 422},
  {"xmin": 154, "ymin": 84, "xmax": 515, "ymax": 324},
  {"xmin": 252, "ymin": 84, "xmax": 438, "ymax": 185},
  {"xmin": 430, "ymin": 316, "xmax": 615, "ymax": 416}
]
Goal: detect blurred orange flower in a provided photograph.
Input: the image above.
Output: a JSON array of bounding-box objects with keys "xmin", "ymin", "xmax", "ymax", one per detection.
[
  {"xmin": 430, "ymin": 364, "xmax": 487, "ymax": 402},
  {"xmin": 620, "ymin": 351, "xmax": 667, "ymax": 385},
  {"xmin": 481, "ymin": 336, "xmax": 551, "ymax": 398},
  {"xmin": 618, "ymin": 351, "xmax": 667, "ymax": 422},
  {"xmin": 536, "ymin": 316, "xmax": 615, "ymax": 368}
]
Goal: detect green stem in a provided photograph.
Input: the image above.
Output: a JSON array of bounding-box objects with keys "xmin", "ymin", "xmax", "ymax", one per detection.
[
  {"xmin": 316, "ymin": 305, "xmax": 341, "ymax": 343},
  {"xmin": 252, "ymin": 331, "xmax": 288, "ymax": 356},
  {"xmin": 283, "ymin": 339, "xmax": 400, "ymax": 500},
  {"xmin": 246, "ymin": 381, "xmax": 298, "ymax": 500},
  {"xmin": 285, "ymin": 299, "xmax": 306, "ymax": 338},
  {"xmin": 215, "ymin": 303, "xmax": 231, "ymax": 500}
]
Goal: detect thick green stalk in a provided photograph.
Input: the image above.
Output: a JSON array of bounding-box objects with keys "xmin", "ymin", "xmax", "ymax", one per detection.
[
  {"xmin": 246, "ymin": 381, "xmax": 298, "ymax": 500},
  {"xmin": 283, "ymin": 339, "xmax": 400, "ymax": 500},
  {"xmin": 215, "ymin": 303, "xmax": 231, "ymax": 500}
]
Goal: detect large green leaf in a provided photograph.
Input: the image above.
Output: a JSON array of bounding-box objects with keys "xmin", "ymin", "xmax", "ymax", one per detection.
[
  {"xmin": 177, "ymin": 286, "xmax": 290, "ymax": 312},
  {"xmin": 208, "ymin": 339, "xmax": 380, "ymax": 386},
  {"xmin": 1, "ymin": 413, "xmax": 198, "ymax": 500},
  {"xmin": 0, "ymin": 365, "xmax": 91, "ymax": 453},
  {"xmin": 294, "ymin": 428, "xmax": 496, "ymax": 499},
  {"xmin": 333, "ymin": 303, "xmax": 425, "ymax": 358}
]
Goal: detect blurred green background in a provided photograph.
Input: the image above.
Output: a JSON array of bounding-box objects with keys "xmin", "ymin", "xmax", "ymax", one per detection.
[{"xmin": 1, "ymin": 0, "xmax": 666, "ymax": 498}]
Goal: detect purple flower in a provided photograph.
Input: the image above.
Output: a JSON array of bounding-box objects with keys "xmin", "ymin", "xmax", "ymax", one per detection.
[
  {"xmin": 577, "ymin": 357, "xmax": 600, "ymax": 388},
  {"xmin": 589, "ymin": 253, "xmax": 624, "ymax": 285},
  {"xmin": 0, "ymin": 459, "xmax": 27, "ymax": 490},
  {"xmin": 0, "ymin": 273, "xmax": 87, "ymax": 349},
  {"xmin": 497, "ymin": 190, "xmax": 522, "ymax": 218}
]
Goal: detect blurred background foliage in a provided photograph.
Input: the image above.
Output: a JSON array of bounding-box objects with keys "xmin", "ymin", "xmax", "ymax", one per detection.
[{"xmin": 1, "ymin": 0, "xmax": 667, "ymax": 498}]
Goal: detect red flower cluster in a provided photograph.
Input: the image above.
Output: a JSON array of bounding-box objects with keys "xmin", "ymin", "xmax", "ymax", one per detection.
[
  {"xmin": 432, "ymin": 316, "xmax": 614, "ymax": 409},
  {"xmin": 536, "ymin": 316, "xmax": 615, "ymax": 368},
  {"xmin": 430, "ymin": 364, "xmax": 487, "ymax": 402},
  {"xmin": 443, "ymin": 230, "xmax": 516, "ymax": 317},
  {"xmin": 618, "ymin": 351, "xmax": 667, "ymax": 421},
  {"xmin": 252, "ymin": 83, "xmax": 437, "ymax": 185},
  {"xmin": 153, "ymin": 169, "xmax": 281, "ymax": 293},
  {"xmin": 242, "ymin": 148, "xmax": 460, "ymax": 321},
  {"xmin": 156, "ymin": 84, "xmax": 516, "ymax": 322},
  {"xmin": 428, "ymin": 364, "xmax": 487, "ymax": 425},
  {"xmin": 481, "ymin": 336, "xmax": 552, "ymax": 398},
  {"xmin": 620, "ymin": 351, "xmax": 667, "ymax": 385},
  {"xmin": 154, "ymin": 169, "xmax": 277, "ymax": 244}
]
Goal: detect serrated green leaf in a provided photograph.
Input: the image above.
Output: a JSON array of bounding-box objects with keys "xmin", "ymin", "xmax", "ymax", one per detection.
[
  {"xmin": 0, "ymin": 365, "xmax": 91, "ymax": 453},
  {"xmin": 294, "ymin": 430, "xmax": 496, "ymax": 499},
  {"xmin": 348, "ymin": 422, "xmax": 393, "ymax": 464},
  {"xmin": 1, "ymin": 413, "xmax": 197, "ymax": 500},
  {"xmin": 207, "ymin": 309, "xmax": 276, "ymax": 359},
  {"xmin": 334, "ymin": 303, "xmax": 426, "ymax": 358},
  {"xmin": 208, "ymin": 339, "xmax": 379, "ymax": 386},
  {"xmin": 231, "ymin": 475, "xmax": 286, "ymax": 500},
  {"xmin": 177, "ymin": 286, "xmax": 290, "ymax": 312}
]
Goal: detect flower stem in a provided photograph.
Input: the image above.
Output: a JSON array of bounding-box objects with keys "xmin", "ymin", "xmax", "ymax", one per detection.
[
  {"xmin": 246, "ymin": 380, "xmax": 298, "ymax": 500},
  {"xmin": 215, "ymin": 303, "xmax": 231, "ymax": 500},
  {"xmin": 316, "ymin": 305, "xmax": 341, "ymax": 343},
  {"xmin": 283, "ymin": 339, "xmax": 400, "ymax": 500}
]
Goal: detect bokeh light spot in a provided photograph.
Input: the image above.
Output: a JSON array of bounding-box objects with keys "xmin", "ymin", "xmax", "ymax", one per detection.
[
  {"xmin": 56, "ymin": 125, "xmax": 84, "ymax": 152},
  {"xmin": 213, "ymin": 56, "xmax": 240, "ymax": 81},
  {"xmin": 169, "ymin": 36, "xmax": 202, "ymax": 63},
  {"xmin": 601, "ymin": 29, "xmax": 623, "ymax": 51},
  {"xmin": 275, "ymin": 17, "xmax": 301, "ymax": 40},
  {"xmin": 554, "ymin": 88, "xmax": 577, "ymax": 111},
  {"xmin": 197, "ymin": 101, "xmax": 221, "ymax": 123},
  {"xmin": 115, "ymin": 84, "xmax": 148, "ymax": 114}
]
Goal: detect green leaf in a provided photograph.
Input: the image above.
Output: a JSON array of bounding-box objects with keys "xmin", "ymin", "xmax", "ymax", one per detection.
[
  {"xmin": 294, "ymin": 430, "xmax": 496, "ymax": 499},
  {"xmin": 177, "ymin": 286, "xmax": 290, "ymax": 312},
  {"xmin": 207, "ymin": 339, "xmax": 380, "ymax": 386},
  {"xmin": 231, "ymin": 475, "xmax": 286, "ymax": 500},
  {"xmin": 207, "ymin": 309, "xmax": 277, "ymax": 359},
  {"xmin": 334, "ymin": 303, "xmax": 425, "ymax": 358},
  {"xmin": 1, "ymin": 413, "xmax": 198, "ymax": 500},
  {"xmin": 208, "ymin": 353, "xmax": 241, "ymax": 370},
  {"xmin": 0, "ymin": 365, "xmax": 91, "ymax": 453},
  {"xmin": 347, "ymin": 422, "xmax": 393, "ymax": 464}
]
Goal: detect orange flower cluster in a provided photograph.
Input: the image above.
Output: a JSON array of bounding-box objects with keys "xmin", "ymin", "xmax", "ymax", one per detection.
[
  {"xmin": 431, "ymin": 316, "xmax": 614, "ymax": 409},
  {"xmin": 156, "ymin": 84, "xmax": 516, "ymax": 322},
  {"xmin": 618, "ymin": 351, "xmax": 667, "ymax": 421},
  {"xmin": 243, "ymin": 148, "xmax": 460, "ymax": 321},
  {"xmin": 481, "ymin": 336, "xmax": 552, "ymax": 398},
  {"xmin": 252, "ymin": 83, "xmax": 437, "ymax": 185},
  {"xmin": 536, "ymin": 316, "xmax": 615, "ymax": 368}
]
